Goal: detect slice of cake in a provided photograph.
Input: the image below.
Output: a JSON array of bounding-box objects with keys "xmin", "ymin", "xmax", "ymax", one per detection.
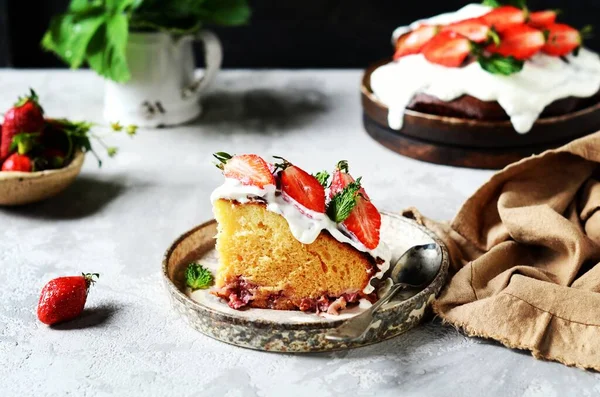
[{"xmin": 210, "ymin": 153, "xmax": 391, "ymax": 314}]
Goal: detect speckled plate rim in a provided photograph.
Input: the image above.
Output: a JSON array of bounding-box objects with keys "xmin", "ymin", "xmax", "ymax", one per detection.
[
  {"xmin": 361, "ymin": 58, "xmax": 600, "ymax": 128},
  {"xmin": 162, "ymin": 211, "xmax": 450, "ymax": 331},
  {"xmin": 0, "ymin": 150, "xmax": 85, "ymax": 181}
]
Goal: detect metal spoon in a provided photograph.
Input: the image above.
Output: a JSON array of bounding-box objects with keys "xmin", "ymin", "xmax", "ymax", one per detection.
[{"xmin": 325, "ymin": 243, "xmax": 442, "ymax": 342}]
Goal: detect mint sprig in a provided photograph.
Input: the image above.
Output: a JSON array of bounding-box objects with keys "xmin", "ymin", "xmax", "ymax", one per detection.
[
  {"xmin": 326, "ymin": 178, "xmax": 362, "ymax": 223},
  {"xmin": 478, "ymin": 54, "xmax": 524, "ymax": 75},
  {"xmin": 482, "ymin": 0, "xmax": 527, "ymax": 8},
  {"xmin": 185, "ymin": 263, "xmax": 214, "ymax": 290}
]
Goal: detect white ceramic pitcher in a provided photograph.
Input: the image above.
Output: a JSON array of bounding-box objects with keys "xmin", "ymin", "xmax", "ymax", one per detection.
[{"xmin": 103, "ymin": 31, "xmax": 222, "ymax": 128}]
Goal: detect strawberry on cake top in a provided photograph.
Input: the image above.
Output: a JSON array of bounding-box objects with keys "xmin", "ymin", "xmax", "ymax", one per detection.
[{"xmin": 370, "ymin": 2, "xmax": 600, "ymax": 134}]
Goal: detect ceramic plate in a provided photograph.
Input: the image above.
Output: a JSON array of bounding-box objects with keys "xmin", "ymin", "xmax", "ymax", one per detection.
[{"xmin": 162, "ymin": 212, "xmax": 449, "ymax": 352}]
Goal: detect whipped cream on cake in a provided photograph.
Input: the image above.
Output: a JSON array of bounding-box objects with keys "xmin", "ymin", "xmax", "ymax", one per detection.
[
  {"xmin": 211, "ymin": 177, "xmax": 391, "ymax": 294},
  {"xmin": 371, "ymin": 3, "xmax": 600, "ymax": 134}
]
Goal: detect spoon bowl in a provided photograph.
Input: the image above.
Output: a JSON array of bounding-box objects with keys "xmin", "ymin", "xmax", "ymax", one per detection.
[
  {"xmin": 325, "ymin": 243, "xmax": 443, "ymax": 342},
  {"xmin": 391, "ymin": 243, "xmax": 443, "ymax": 286}
]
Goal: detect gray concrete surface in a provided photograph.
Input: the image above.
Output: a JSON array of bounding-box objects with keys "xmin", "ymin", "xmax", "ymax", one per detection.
[{"xmin": 1, "ymin": 70, "xmax": 599, "ymax": 396}]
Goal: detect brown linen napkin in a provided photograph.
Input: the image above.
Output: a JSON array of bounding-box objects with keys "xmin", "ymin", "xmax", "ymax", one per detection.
[{"xmin": 403, "ymin": 131, "xmax": 600, "ymax": 370}]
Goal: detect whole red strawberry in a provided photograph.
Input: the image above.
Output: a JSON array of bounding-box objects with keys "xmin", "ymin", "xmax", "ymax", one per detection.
[
  {"xmin": 37, "ymin": 273, "xmax": 99, "ymax": 325},
  {"xmin": 1, "ymin": 89, "xmax": 45, "ymax": 162},
  {"xmin": 1, "ymin": 153, "xmax": 32, "ymax": 172}
]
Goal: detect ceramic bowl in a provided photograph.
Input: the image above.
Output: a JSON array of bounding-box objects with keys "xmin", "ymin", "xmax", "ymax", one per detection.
[
  {"xmin": 0, "ymin": 151, "xmax": 85, "ymax": 206},
  {"xmin": 362, "ymin": 59, "xmax": 600, "ymax": 169},
  {"xmin": 162, "ymin": 212, "xmax": 450, "ymax": 353}
]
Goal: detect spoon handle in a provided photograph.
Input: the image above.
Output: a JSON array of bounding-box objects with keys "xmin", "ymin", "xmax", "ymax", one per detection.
[{"xmin": 325, "ymin": 282, "xmax": 409, "ymax": 342}]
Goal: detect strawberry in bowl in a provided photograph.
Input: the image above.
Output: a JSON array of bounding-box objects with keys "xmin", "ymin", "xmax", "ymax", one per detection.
[{"xmin": 0, "ymin": 89, "xmax": 137, "ymax": 206}]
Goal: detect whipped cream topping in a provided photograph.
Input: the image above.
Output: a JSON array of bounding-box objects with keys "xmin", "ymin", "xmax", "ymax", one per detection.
[
  {"xmin": 211, "ymin": 178, "xmax": 391, "ymax": 294},
  {"xmin": 373, "ymin": 3, "xmax": 600, "ymax": 134}
]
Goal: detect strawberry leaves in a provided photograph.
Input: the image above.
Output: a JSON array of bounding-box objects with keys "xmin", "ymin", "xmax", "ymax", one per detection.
[{"xmin": 313, "ymin": 170, "xmax": 331, "ymax": 188}]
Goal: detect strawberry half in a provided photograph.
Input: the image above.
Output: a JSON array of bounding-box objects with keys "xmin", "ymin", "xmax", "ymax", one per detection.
[
  {"xmin": 275, "ymin": 157, "xmax": 326, "ymax": 213},
  {"xmin": 214, "ymin": 152, "xmax": 275, "ymax": 188},
  {"xmin": 441, "ymin": 18, "xmax": 493, "ymax": 43},
  {"xmin": 329, "ymin": 160, "xmax": 369, "ymax": 200},
  {"xmin": 394, "ymin": 25, "xmax": 439, "ymax": 60},
  {"xmin": 422, "ymin": 31, "xmax": 472, "ymax": 67},
  {"xmin": 481, "ymin": 6, "xmax": 527, "ymax": 33},
  {"xmin": 542, "ymin": 23, "xmax": 582, "ymax": 56},
  {"xmin": 487, "ymin": 25, "xmax": 545, "ymax": 60},
  {"xmin": 343, "ymin": 196, "xmax": 381, "ymax": 250},
  {"xmin": 528, "ymin": 10, "xmax": 558, "ymax": 29}
]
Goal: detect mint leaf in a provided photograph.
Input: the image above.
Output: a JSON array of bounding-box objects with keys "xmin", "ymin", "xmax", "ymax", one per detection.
[
  {"xmin": 185, "ymin": 263, "xmax": 214, "ymax": 290},
  {"xmin": 482, "ymin": 0, "xmax": 502, "ymax": 6},
  {"xmin": 313, "ymin": 171, "xmax": 330, "ymax": 188},
  {"xmin": 327, "ymin": 178, "xmax": 362, "ymax": 223},
  {"xmin": 478, "ymin": 54, "xmax": 524, "ymax": 76},
  {"xmin": 482, "ymin": 0, "xmax": 527, "ymax": 8}
]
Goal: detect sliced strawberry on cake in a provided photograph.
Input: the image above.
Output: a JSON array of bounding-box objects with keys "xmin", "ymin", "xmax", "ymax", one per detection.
[
  {"xmin": 213, "ymin": 152, "xmax": 275, "ymax": 188},
  {"xmin": 394, "ymin": 25, "xmax": 439, "ymax": 60},
  {"xmin": 528, "ymin": 10, "xmax": 558, "ymax": 29},
  {"xmin": 328, "ymin": 161, "xmax": 381, "ymax": 250},
  {"xmin": 210, "ymin": 153, "xmax": 391, "ymax": 314}
]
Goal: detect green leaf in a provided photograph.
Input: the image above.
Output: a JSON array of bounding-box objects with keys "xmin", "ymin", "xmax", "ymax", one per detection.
[
  {"xmin": 185, "ymin": 263, "xmax": 214, "ymax": 290},
  {"xmin": 313, "ymin": 171, "xmax": 330, "ymax": 188},
  {"xmin": 326, "ymin": 178, "xmax": 362, "ymax": 223},
  {"xmin": 10, "ymin": 133, "xmax": 41, "ymax": 155},
  {"xmin": 482, "ymin": 0, "xmax": 501, "ymax": 7},
  {"xmin": 482, "ymin": 0, "xmax": 527, "ymax": 8},
  {"xmin": 41, "ymin": 12, "xmax": 106, "ymax": 69},
  {"xmin": 86, "ymin": 13, "xmax": 131, "ymax": 83},
  {"xmin": 201, "ymin": 0, "xmax": 251, "ymax": 26},
  {"xmin": 130, "ymin": 0, "xmax": 250, "ymax": 33},
  {"xmin": 478, "ymin": 54, "xmax": 524, "ymax": 76}
]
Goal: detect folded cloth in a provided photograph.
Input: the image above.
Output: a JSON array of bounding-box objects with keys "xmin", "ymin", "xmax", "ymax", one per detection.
[{"xmin": 403, "ymin": 131, "xmax": 600, "ymax": 370}]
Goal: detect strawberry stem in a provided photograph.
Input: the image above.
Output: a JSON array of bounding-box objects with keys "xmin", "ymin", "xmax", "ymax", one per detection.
[
  {"xmin": 213, "ymin": 152, "xmax": 232, "ymax": 170},
  {"xmin": 336, "ymin": 160, "xmax": 349, "ymax": 173},
  {"xmin": 581, "ymin": 25, "xmax": 594, "ymax": 40},
  {"xmin": 272, "ymin": 155, "xmax": 292, "ymax": 172},
  {"xmin": 82, "ymin": 273, "xmax": 100, "ymax": 289}
]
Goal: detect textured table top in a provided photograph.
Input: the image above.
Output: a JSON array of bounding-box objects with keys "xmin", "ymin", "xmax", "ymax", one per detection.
[{"xmin": 1, "ymin": 70, "xmax": 599, "ymax": 397}]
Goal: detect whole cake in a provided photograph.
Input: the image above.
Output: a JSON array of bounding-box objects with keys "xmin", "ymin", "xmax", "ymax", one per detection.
[
  {"xmin": 210, "ymin": 152, "xmax": 391, "ymax": 314},
  {"xmin": 370, "ymin": 3, "xmax": 600, "ymax": 133}
]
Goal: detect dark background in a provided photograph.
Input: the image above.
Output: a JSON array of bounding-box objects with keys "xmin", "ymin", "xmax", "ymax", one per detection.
[{"xmin": 0, "ymin": 0, "xmax": 598, "ymax": 69}]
